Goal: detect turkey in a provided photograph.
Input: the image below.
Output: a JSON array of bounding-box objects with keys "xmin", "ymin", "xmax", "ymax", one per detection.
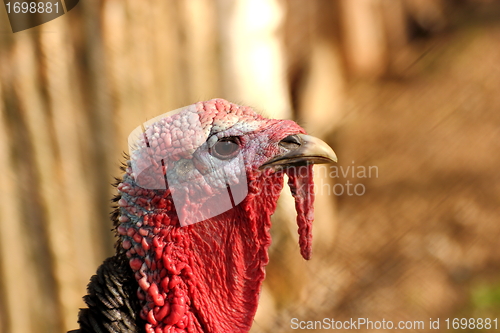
[{"xmin": 70, "ymin": 98, "xmax": 337, "ymax": 333}]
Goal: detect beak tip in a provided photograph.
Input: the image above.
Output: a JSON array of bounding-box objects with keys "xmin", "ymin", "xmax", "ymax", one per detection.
[
  {"xmin": 299, "ymin": 134, "xmax": 337, "ymax": 165},
  {"xmin": 260, "ymin": 133, "xmax": 338, "ymax": 169}
]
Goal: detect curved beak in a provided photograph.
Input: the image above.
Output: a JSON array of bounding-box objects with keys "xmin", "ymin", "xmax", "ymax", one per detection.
[{"xmin": 260, "ymin": 134, "xmax": 337, "ymax": 169}]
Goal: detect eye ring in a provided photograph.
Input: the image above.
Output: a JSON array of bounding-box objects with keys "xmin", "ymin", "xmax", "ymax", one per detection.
[{"xmin": 210, "ymin": 137, "xmax": 240, "ymax": 160}]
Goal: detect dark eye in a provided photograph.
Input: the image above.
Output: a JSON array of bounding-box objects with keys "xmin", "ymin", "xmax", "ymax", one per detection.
[{"xmin": 211, "ymin": 137, "xmax": 240, "ymax": 159}]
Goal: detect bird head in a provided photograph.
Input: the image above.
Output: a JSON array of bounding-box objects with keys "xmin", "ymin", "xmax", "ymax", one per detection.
[{"xmin": 115, "ymin": 99, "xmax": 336, "ymax": 332}]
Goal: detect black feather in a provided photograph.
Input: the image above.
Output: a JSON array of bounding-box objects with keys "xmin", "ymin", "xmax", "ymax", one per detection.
[{"xmin": 69, "ymin": 253, "xmax": 145, "ymax": 333}]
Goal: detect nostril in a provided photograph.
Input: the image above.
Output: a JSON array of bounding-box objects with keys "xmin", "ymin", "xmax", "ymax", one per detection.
[{"xmin": 279, "ymin": 135, "xmax": 301, "ymax": 149}]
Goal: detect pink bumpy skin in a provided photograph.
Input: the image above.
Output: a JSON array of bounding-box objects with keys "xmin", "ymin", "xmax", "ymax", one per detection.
[{"xmin": 117, "ymin": 99, "xmax": 317, "ymax": 333}]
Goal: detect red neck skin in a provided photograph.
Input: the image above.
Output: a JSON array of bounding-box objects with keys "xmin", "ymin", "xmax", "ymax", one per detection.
[{"xmin": 116, "ymin": 167, "xmax": 284, "ymax": 333}]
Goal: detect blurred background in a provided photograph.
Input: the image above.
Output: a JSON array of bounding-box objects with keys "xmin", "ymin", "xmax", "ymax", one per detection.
[{"xmin": 1, "ymin": 0, "xmax": 500, "ymax": 332}]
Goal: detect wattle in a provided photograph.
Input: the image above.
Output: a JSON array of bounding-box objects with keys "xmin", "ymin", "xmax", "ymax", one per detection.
[{"xmin": 116, "ymin": 170, "xmax": 284, "ymax": 333}]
